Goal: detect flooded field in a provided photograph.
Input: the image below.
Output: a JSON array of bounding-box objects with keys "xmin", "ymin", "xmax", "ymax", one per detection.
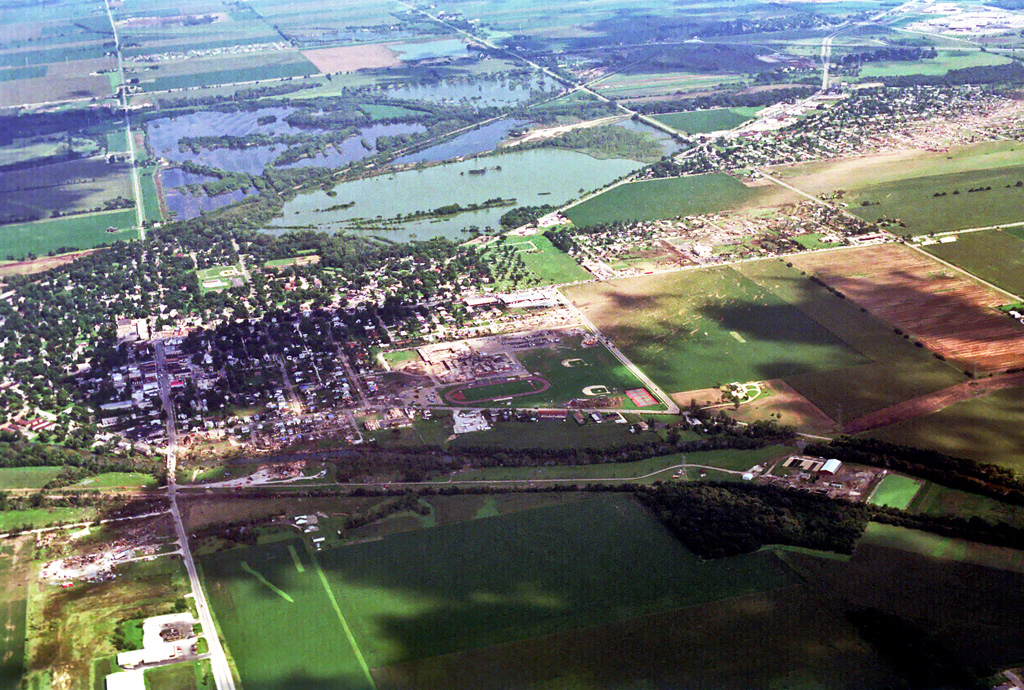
[
  {"xmin": 394, "ymin": 119, "xmax": 531, "ymax": 165},
  {"xmin": 269, "ymin": 148, "xmax": 641, "ymax": 242}
]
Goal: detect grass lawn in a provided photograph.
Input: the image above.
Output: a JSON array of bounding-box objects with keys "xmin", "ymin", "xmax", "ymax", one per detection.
[
  {"xmin": 145, "ymin": 659, "xmax": 212, "ymax": 690},
  {"xmin": 0, "ymin": 466, "xmax": 63, "ymax": 489},
  {"xmin": 867, "ymin": 473, "xmax": 922, "ymax": 509},
  {"xmin": 652, "ymin": 107, "xmax": 760, "ymax": 133},
  {"xmin": 564, "ymin": 173, "xmax": 772, "ymax": 227},
  {"xmin": 74, "ymin": 472, "xmax": 157, "ymax": 489},
  {"xmin": 564, "ymin": 264, "xmax": 869, "ymax": 393},
  {"xmin": 0, "ymin": 506, "xmax": 98, "ymax": 532},
  {"xmin": 923, "ymin": 229, "xmax": 1024, "ymax": 296},
  {"xmin": 0, "ymin": 209, "xmax": 136, "ymax": 260}
]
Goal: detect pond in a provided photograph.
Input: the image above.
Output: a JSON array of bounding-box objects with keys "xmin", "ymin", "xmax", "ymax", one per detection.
[{"xmin": 267, "ymin": 148, "xmax": 641, "ymax": 242}]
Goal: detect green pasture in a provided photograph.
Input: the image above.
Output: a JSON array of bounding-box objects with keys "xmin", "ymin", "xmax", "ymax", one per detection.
[
  {"xmin": 565, "ymin": 173, "xmax": 770, "ymax": 227},
  {"xmin": 653, "ymin": 107, "xmax": 760, "ymax": 133},
  {"xmin": 738, "ymin": 259, "xmax": 964, "ymax": 421},
  {"xmin": 867, "ymin": 473, "xmax": 921, "ymax": 509},
  {"xmin": 0, "ymin": 210, "xmax": 136, "ymax": 260},
  {"xmin": 564, "ymin": 264, "xmax": 868, "ymax": 393},
  {"xmin": 0, "ymin": 547, "xmax": 27, "ymax": 689},
  {"xmin": 923, "ymin": 229, "xmax": 1024, "ymax": 296},
  {"xmin": 0, "ymin": 466, "xmax": 63, "ymax": 489},
  {"xmin": 847, "ymin": 166, "xmax": 1024, "ymax": 236},
  {"xmin": 910, "ymin": 482, "xmax": 1024, "ymax": 529},
  {"xmin": 861, "ymin": 522, "xmax": 1024, "ymax": 573}
]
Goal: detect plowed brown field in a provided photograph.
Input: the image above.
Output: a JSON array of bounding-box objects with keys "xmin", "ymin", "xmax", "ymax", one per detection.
[{"xmin": 791, "ymin": 244, "xmax": 1024, "ymax": 372}]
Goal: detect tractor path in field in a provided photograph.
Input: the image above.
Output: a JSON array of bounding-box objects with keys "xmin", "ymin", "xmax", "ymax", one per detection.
[{"xmin": 843, "ymin": 370, "xmax": 1024, "ymax": 434}]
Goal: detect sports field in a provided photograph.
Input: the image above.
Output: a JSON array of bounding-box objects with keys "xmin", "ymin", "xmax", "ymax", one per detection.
[
  {"xmin": 196, "ymin": 264, "xmax": 246, "ymax": 293},
  {"xmin": 923, "ymin": 230, "xmax": 1024, "ymax": 297},
  {"xmin": 867, "ymin": 474, "xmax": 922, "ymax": 510},
  {"xmin": 652, "ymin": 107, "xmax": 760, "ymax": 133},
  {"xmin": 0, "ymin": 210, "xmax": 136, "ymax": 260},
  {"xmin": 563, "ymin": 265, "xmax": 868, "ymax": 393},
  {"xmin": 201, "ymin": 495, "xmax": 800, "ymax": 688},
  {"xmin": 564, "ymin": 173, "xmax": 787, "ymax": 227},
  {"xmin": 444, "ymin": 376, "xmax": 550, "ymax": 403}
]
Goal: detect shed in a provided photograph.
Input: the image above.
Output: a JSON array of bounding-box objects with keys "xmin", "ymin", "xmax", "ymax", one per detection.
[{"xmin": 821, "ymin": 458, "xmax": 842, "ymax": 475}]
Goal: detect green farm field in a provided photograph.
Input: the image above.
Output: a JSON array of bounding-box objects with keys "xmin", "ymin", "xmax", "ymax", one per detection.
[
  {"xmin": 867, "ymin": 384, "xmax": 1024, "ymax": 471},
  {"xmin": 0, "ymin": 210, "xmax": 136, "ymax": 260},
  {"xmin": 858, "ymin": 49, "xmax": 1012, "ymax": 79},
  {"xmin": 652, "ymin": 107, "xmax": 760, "ymax": 133},
  {"xmin": 0, "ymin": 540, "xmax": 29, "ymax": 689},
  {"xmin": 867, "ymin": 473, "xmax": 922, "ymax": 509},
  {"xmin": 202, "ymin": 494, "xmax": 799, "ymax": 690},
  {"xmin": 564, "ymin": 173, "xmax": 789, "ymax": 227},
  {"xmin": 563, "ymin": 264, "xmax": 869, "ymax": 393},
  {"xmin": 737, "ymin": 259, "xmax": 965, "ymax": 420},
  {"xmin": 922, "ymin": 229, "xmax": 1024, "ymax": 296},
  {"xmin": 847, "ymin": 166, "xmax": 1024, "ymax": 235},
  {"xmin": 910, "ymin": 482, "xmax": 1024, "ymax": 529},
  {"xmin": 860, "ymin": 523, "xmax": 1024, "ymax": 572}
]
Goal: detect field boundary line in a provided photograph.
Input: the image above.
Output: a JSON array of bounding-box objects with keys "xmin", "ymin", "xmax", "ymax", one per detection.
[{"xmin": 307, "ymin": 545, "xmax": 378, "ymax": 690}]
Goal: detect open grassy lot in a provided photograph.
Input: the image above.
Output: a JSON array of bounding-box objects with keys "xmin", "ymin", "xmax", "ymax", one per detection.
[
  {"xmin": 867, "ymin": 384, "xmax": 1024, "ymax": 471},
  {"xmin": 24, "ymin": 556, "xmax": 190, "ymax": 689},
  {"xmin": 564, "ymin": 173, "xmax": 787, "ymax": 227},
  {"xmin": 74, "ymin": 472, "xmax": 157, "ymax": 489},
  {"xmin": 0, "ymin": 466, "xmax": 63, "ymax": 489},
  {"xmin": 563, "ymin": 264, "xmax": 868, "ymax": 394},
  {"xmin": 738, "ymin": 259, "xmax": 965, "ymax": 421},
  {"xmin": 0, "ymin": 210, "xmax": 136, "ymax": 260},
  {"xmin": 867, "ymin": 474, "xmax": 922, "ymax": 509},
  {"xmin": 482, "ymin": 233, "xmax": 590, "ymax": 287},
  {"xmin": 146, "ymin": 659, "xmax": 214, "ymax": 690},
  {"xmin": 652, "ymin": 107, "xmax": 760, "ymax": 133},
  {"xmin": 0, "ymin": 506, "xmax": 98, "ymax": 532},
  {"xmin": 922, "ymin": 229, "xmax": 1024, "ymax": 297}
]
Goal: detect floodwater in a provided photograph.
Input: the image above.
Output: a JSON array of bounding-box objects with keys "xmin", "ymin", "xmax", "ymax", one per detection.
[
  {"xmin": 613, "ymin": 118, "xmax": 684, "ymax": 157},
  {"xmin": 393, "ymin": 119, "xmax": 531, "ymax": 165},
  {"xmin": 382, "ymin": 74, "xmax": 558, "ymax": 106},
  {"xmin": 164, "ymin": 188, "xmax": 257, "ymax": 220},
  {"xmin": 267, "ymin": 148, "xmax": 641, "ymax": 242}
]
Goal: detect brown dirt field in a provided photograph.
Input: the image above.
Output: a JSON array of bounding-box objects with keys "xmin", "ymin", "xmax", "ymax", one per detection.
[
  {"xmin": 672, "ymin": 380, "xmax": 837, "ymax": 435},
  {"xmin": 301, "ymin": 44, "xmax": 401, "ymax": 73},
  {"xmin": 0, "ymin": 73, "xmax": 110, "ymax": 107},
  {"xmin": 844, "ymin": 370, "xmax": 1024, "ymax": 434},
  {"xmin": 790, "ymin": 244, "xmax": 1024, "ymax": 372},
  {"xmin": 0, "ymin": 249, "xmax": 98, "ymax": 276}
]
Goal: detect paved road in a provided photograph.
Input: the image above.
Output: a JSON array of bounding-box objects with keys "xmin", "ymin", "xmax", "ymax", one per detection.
[{"xmin": 156, "ymin": 340, "xmax": 237, "ymax": 690}]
